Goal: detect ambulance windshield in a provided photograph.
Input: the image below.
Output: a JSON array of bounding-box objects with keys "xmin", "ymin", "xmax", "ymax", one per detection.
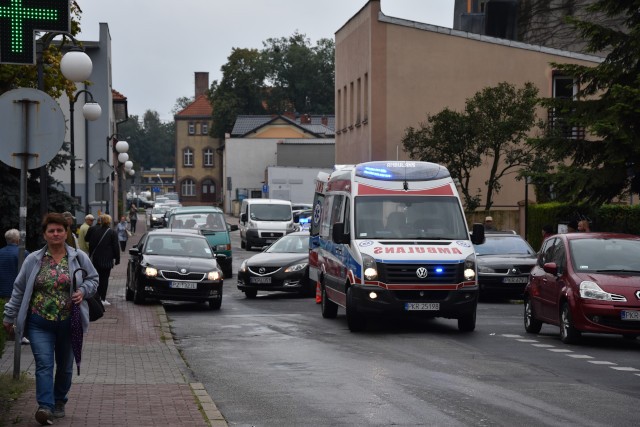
[{"xmin": 354, "ymin": 196, "xmax": 468, "ymax": 240}]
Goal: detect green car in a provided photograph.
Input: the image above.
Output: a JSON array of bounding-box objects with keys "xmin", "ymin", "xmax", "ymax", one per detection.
[{"xmin": 166, "ymin": 206, "xmax": 234, "ymax": 278}]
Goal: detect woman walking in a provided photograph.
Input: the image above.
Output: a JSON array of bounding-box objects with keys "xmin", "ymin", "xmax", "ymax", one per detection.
[
  {"xmin": 2, "ymin": 213, "xmax": 98, "ymax": 425},
  {"xmin": 116, "ymin": 215, "xmax": 129, "ymax": 252},
  {"xmin": 87, "ymin": 214, "xmax": 119, "ymax": 306},
  {"xmin": 128, "ymin": 204, "xmax": 138, "ymax": 234}
]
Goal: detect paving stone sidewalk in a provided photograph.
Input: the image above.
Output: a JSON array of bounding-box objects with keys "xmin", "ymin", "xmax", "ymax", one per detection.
[{"xmin": 1, "ymin": 218, "xmax": 227, "ymax": 426}]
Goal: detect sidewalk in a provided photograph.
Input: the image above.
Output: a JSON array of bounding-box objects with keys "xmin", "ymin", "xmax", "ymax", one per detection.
[{"xmin": 0, "ymin": 218, "xmax": 227, "ymax": 426}]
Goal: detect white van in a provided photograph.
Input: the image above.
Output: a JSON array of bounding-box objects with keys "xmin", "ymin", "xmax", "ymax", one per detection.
[
  {"xmin": 239, "ymin": 198, "xmax": 296, "ymax": 250},
  {"xmin": 311, "ymin": 161, "xmax": 485, "ymax": 332}
]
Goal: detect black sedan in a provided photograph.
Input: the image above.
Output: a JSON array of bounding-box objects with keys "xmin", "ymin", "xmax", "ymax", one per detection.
[
  {"xmin": 475, "ymin": 232, "xmax": 537, "ymax": 299},
  {"xmin": 237, "ymin": 231, "xmax": 313, "ymax": 298},
  {"xmin": 126, "ymin": 230, "xmax": 223, "ymax": 309}
]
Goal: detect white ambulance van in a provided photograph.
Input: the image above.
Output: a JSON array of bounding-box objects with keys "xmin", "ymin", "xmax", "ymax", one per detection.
[{"xmin": 311, "ymin": 161, "xmax": 485, "ymax": 332}]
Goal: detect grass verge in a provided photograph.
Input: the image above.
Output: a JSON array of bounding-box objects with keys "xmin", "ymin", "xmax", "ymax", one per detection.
[{"xmin": 0, "ymin": 372, "xmax": 33, "ymax": 427}]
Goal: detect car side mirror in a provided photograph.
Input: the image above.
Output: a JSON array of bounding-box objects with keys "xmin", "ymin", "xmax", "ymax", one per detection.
[
  {"xmin": 471, "ymin": 223, "xmax": 485, "ymax": 245},
  {"xmin": 332, "ymin": 222, "xmax": 350, "ymax": 244},
  {"xmin": 542, "ymin": 262, "xmax": 558, "ymax": 275},
  {"xmin": 240, "ymin": 213, "xmax": 247, "ymax": 222},
  {"xmin": 128, "ymin": 247, "xmax": 140, "ymax": 256}
]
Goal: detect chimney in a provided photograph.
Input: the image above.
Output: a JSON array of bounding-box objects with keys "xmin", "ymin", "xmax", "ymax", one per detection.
[
  {"xmin": 195, "ymin": 72, "xmax": 209, "ymax": 97},
  {"xmin": 301, "ymin": 114, "xmax": 311, "ymax": 124}
]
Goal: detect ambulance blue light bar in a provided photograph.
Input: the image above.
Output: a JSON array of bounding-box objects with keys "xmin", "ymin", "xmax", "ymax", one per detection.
[{"xmin": 355, "ymin": 161, "xmax": 451, "ymax": 181}]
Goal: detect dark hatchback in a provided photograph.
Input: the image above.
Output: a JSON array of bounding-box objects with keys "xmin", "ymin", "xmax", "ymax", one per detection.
[
  {"xmin": 237, "ymin": 231, "xmax": 313, "ymax": 298},
  {"xmin": 525, "ymin": 232, "xmax": 640, "ymax": 343},
  {"xmin": 126, "ymin": 230, "xmax": 223, "ymax": 309},
  {"xmin": 475, "ymin": 232, "xmax": 537, "ymax": 299}
]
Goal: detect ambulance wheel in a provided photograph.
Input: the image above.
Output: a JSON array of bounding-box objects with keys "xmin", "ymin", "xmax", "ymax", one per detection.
[
  {"xmin": 457, "ymin": 309, "xmax": 476, "ymax": 332},
  {"xmin": 346, "ymin": 287, "xmax": 366, "ymax": 332},
  {"xmin": 321, "ymin": 283, "xmax": 338, "ymax": 319}
]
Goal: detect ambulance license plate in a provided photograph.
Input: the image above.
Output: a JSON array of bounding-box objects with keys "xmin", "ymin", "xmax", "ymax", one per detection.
[{"xmin": 405, "ymin": 302, "xmax": 440, "ymax": 311}]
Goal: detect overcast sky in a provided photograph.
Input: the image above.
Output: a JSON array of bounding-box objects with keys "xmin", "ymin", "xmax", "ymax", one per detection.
[{"xmin": 78, "ymin": 0, "xmax": 454, "ymax": 122}]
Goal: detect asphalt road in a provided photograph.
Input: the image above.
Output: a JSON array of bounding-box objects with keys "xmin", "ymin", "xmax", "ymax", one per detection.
[{"xmin": 162, "ymin": 229, "xmax": 640, "ymax": 427}]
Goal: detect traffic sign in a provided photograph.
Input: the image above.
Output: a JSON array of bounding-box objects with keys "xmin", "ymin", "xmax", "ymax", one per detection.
[{"xmin": 0, "ymin": 0, "xmax": 71, "ymax": 64}]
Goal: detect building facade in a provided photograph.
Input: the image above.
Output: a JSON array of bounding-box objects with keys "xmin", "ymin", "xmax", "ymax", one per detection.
[
  {"xmin": 335, "ymin": 0, "xmax": 601, "ymax": 212},
  {"xmin": 174, "ymin": 72, "xmax": 224, "ymax": 206}
]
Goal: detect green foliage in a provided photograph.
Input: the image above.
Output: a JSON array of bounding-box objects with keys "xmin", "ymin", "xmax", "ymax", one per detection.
[
  {"xmin": 118, "ymin": 112, "xmax": 176, "ymax": 170},
  {"xmin": 208, "ymin": 33, "xmax": 335, "ymax": 138},
  {"xmin": 402, "ymin": 82, "xmax": 545, "ymax": 211},
  {"xmin": 530, "ymin": 1, "xmax": 640, "ymax": 205}
]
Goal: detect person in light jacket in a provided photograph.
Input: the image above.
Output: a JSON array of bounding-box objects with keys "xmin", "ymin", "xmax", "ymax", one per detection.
[{"xmin": 2, "ymin": 213, "xmax": 98, "ymax": 425}]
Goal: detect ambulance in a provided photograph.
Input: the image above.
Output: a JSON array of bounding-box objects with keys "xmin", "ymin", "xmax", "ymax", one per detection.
[{"xmin": 309, "ymin": 161, "xmax": 485, "ymax": 332}]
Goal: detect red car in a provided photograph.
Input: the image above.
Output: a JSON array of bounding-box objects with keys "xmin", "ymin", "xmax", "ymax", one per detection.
[{"xmin": 524, "ymin": 232, "xmax": 640, "ymax": 343}]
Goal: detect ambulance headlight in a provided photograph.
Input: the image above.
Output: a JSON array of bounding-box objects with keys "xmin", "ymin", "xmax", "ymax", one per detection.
[
  {"xmin": 464, "ymin": 254, "xmax": 476, "ymax": 280},
  {"xmin": 362, "ymin": 254, "xmax": 378, "ymax": 281}
]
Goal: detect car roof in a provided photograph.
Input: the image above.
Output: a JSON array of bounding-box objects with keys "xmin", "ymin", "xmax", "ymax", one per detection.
[
  {"xmin": 286, "ymin": 231, "xmax": 310, "ymax": 237},
  {"xmin": 558, "ymin": 232, "xmax": 640, "ymax": 241},
  {"xmin": 169, "ymin": 206, "xmax": 223, "ymax": 214}
]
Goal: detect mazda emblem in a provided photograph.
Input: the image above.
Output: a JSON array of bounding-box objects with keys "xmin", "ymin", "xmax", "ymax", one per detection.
[
  {"xmin": 259, "ymin": 267, "xmax": 266, "ymax": 274},
  {"xmin": 416, "ymin": 267, "xmax": 428, "ymax": 279}
]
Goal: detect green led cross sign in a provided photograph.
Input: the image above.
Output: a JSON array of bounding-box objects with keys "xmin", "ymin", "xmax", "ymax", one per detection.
[{"xmin": 0, "ymin": 0, "xmax": 70, "ymax": 65}]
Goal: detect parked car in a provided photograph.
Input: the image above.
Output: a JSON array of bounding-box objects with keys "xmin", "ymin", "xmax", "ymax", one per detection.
[
  {"xmin": 166, "ymin": 206, "xmax": 233, "ymax": 278},
  {"xmin": 524, "ymin": 232, "xmax": 640, "ymax": 343},
  {"xmin": 237, "ymin": 231, "xmax": 313, "ymax": 298},
  {"xmin": 125, "ymin": 229, "xmax": 223, "ymax": 309},
  {"xmin": 149, "ymin": 206, "xmax": 170, "ymax": 228},
  {"xmin": 474, "ymin": 232, "xmax": 537, "ymax": 299}
]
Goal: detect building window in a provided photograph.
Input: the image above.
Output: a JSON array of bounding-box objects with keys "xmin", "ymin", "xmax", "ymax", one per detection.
[
  {"xmin": 363, "ymin": 73, "xmax": 369, "ymax": 122},
  {"xmin": 202, "ymin": 123, "xmax": 209, "ymax": 134},
  {"xmin": 202, "ymin": 179, "xmax": 215, "ymax": 194},
  {"xmin": 337, "ymin": 89, "xmax": 341, "ymax": 132},
  {"xmin": 188, "ymin": 122, "xmax": 195, "ymax": 135},
  {"xmin": 349, "ymin": 81, "xmax": 354, "ymax": 129},
  {"xmin": 356, "ymin": 77, "xmax": 361, "ymax": 125},
  {"xmin": 181, "ymin": 179, "xmax": 195, "ymax": 196},
  {"xmin": 203, "ymin": 148, "xmax": 214, "ymax": 167},
  {"xmin": 549, "ymin": 74, "xmax": 584, "ymax": 139},
  {"xmin": 183, "ymin": 148, "xmax": 194, "ymax": 166},
  {"xmin": 342, "ymin": 85, "xmax": 347, "ymax": 131}
]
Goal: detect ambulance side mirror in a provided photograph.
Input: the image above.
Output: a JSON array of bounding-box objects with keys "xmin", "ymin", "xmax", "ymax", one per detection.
[
  {"xmin": 471, "ymin": 223, "xmax": 485, "ymax": 245},
  {"xmin": 332, "ymin": 222, "xmax": 350, "ymax": 244}
]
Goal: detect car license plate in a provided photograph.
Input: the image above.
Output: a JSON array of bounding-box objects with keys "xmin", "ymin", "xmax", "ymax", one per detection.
[
  {"xmin": 405, "ymin": 302, "xmax": 440, "ymax": 311},
  {"xmin": 503, "ymin": 277, "xmax": 528, "ymax": 284},
  {"xmin": 621, "ymin": 310, "xmax": 640, "ymax": 321},
  {"xmin": 265, "ymin": 239, "xmax": 275, "ymax": 244},
  {"xmin": 250, "ymin": 276, "xmax": 271, "ymax": 284},
  {"xmin": 170, "ymin": 281, "xmax": 198, "ymax": 289}
]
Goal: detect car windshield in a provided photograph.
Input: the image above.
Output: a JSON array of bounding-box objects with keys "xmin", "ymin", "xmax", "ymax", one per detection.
[
  {"xmin": 570, "ymin": 238, "xmax": 640, "ymax": 272},
  {"xmin": 353, "ymin": 196, "xmax": 468, "ymax": 240},
  {"xmin": 170, "ymin": 213, "xmax": 226, "ymax": 231},
  {"xmin": 266, "ymin": 235, "xmax": 308, "ymax": 254},
  {"xmin": 152, "ymin": 207, "xmax": 168, "ymax": 214},
  {"xmin": 475, "ymin": 236, "xmax": 535, "ymax": 255},
  {"xmin": 250, "ymin": 204, "xmax": 292, "ymax": 221},
  {"xmin": 145, "ymin": 236, "xmax": 212, "ymax": 258}
]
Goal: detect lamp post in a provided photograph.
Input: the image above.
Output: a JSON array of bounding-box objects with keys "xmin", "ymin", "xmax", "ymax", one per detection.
[
  {"xmin": 114, "ymin": 140, "xmax": 132, "ymax": 219},
  {"xmin": 68, "ymin": 89, "xmax": 101, "ymax": 209},
  {"xmin": 37, "ymin": 35, "xmax": 93, "ymax": 220}
]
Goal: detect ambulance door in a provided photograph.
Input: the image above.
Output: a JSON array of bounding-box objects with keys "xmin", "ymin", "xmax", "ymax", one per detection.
[{"xmin": 321, "ymin": 194, "xmax": 349, "ymax": 295}]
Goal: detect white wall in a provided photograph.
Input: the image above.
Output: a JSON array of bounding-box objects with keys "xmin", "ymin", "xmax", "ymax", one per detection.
[{"xmin": 267, "ymin": 166, "xmax": 332, "ymax": 204}]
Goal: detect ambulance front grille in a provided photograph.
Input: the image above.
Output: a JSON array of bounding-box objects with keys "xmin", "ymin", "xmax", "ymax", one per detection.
[{"xmin": 378, "ymin": 263, "xmax": 463, "ymax": 285}]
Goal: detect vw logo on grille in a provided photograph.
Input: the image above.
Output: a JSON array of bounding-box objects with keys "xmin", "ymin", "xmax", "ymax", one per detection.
[
  {"xmin": 416, "ymin": 267, "xmax": 428, "ymax": 279},
  {"xmin": 180, "ymin": 268, "xmax": 187, "ymax": 274},
  {"xmin": 259, "ymin": 267, "xmax": 266, "ymax": 274},
  {"xmin": 636, "ymin": 290, "xmax": 640, "ymax": 299}
]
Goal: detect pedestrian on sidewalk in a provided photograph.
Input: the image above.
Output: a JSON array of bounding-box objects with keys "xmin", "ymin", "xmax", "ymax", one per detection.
[
  {"xmin": 77, "ymin": 214, "xmax": 95, "ymax": 253},
  {"xmin": 116, "ymin": 215, "xmax": 130, "ymax": 252},
  {"xmin": 129, "ymin": 203, "xmax": 138, "ymax": 234},
  {"xmin": 0, "ymin": 229, "xmax": 30, "ymax": 344},
  {"xmin": 62, "ymin": 212, "xmax": 78, "ymax": 249},
  {"xmin": 87, "ymin": 214, "xmax": 119, "ymax": 306},
  {"xmin": 2, "ymin": 213, "xmax": 99, "ymax": 425}
]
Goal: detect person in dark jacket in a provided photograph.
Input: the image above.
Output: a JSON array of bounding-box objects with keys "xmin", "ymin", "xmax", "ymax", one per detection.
[
  {"xmin": 0, "ymin": 229, "xmax": 27, "ymax": 298},
  {"xmin": 87, "ymin": 214, "xmax": 119, "ymax": 306}
]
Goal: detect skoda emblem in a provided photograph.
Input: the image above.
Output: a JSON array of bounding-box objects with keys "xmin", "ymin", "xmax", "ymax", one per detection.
[
  {"xmin": 511, "ymin": 268, "xmax": 518, "ymax": 274},
  {"xmin": 416, "ymin": 267, "xmax": 428, "ymax": 279},
  {"xmin": 180, "ymin": 268, "xmax": 187, "ymax": 274},
  {"xmin": 259, "ymin": 267, "xmax": 266, "ymax": 274}
]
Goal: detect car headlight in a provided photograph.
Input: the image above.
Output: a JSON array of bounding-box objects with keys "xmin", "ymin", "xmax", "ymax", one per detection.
[
  {"xmin": 362, "ymin": 254, "xmax": 378, "ymax": 281},
  {"xmin": 464, "ymin": 254, "xmax": 476, "ymax": 280},
  {"xmin": 285, "ymin": 262, "xmax": 308, "ymax": 273},
  {"xmin": 579, "ymin": 281, "xmax": 625, "ymax": 301},
  {"xmin": 240, "ymin": 261, "xmax": 247, "ymax": 273},
  {"xmin": 208, "ymin": 271, "xmax": 221, "ymax": 281},
  {"xmin": 215, "ymin": 244, "xmax": 228, "ymax": 251},
  {"xmin": 477, "ymin": 265, "xmax": 495, "ymax": 273},
  {"xmin": 144, "ymin": 267, "xmax": 158, "ymax": 277}
]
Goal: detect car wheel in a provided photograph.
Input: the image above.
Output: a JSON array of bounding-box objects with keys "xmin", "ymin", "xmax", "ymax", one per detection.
[
  {"xmin": 457, "ymin": 309, "xmax": 476, "ymax": 332},
  {"xmin": 321, "ymin": 281, "xmax": 338, "ymax": 319},
  {"xmin": 133, "ymin": 283, "xmax": 146, "ymax": 305},
  {"xmin": 244, "ymin": 289, "xmax": 258, "ymax": 299},
  {"xmin": 346, "ymin": 286, "xmax": 366, "ymax": 332},
  {"xmin": 524, "ymin": 297, "xmax": 543, "ymax": 334},
  {"xmin": 560, "ymin": 302, "xmax": 581, "ymax": 344},
  {"xmin": 240, "ymin": 239, "xmax": 246, "ymax": 249},
  {"xmin": 208, "ymin": 297, "xmax": 222, "ymax": 310},
  {"xmin": 246, "ymin": 239, "xmax": 252, "ymax": 251}
]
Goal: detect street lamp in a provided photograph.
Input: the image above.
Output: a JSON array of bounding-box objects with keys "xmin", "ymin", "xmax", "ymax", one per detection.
[
  {"xmin": 68, "ymin": 89, "xmax": 101, "ymax": 209},
  {"xmin": 115, "ymin": 140, "xmax": 133, "ymax": 218}
]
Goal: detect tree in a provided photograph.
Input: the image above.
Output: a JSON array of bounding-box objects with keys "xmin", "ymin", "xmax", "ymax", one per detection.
[
  {"xmin": 119, "ymin": 111, "xmax": 175, "ymax": 170},
  {"xmin": 172, "ymin": 96, "xmax": 194, "ymax": 115},
  {"xmin": 530, "ymin": 0, "xmax": 640, "ymax": 205},
  {"xmin": 402, "ymin": 82, "xmax": 543, "ymax": 211}
]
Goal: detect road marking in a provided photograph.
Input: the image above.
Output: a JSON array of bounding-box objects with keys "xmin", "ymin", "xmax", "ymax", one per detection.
[
  {"xmin": 532, "ymin": 344, "xmax": 554, "ymax": 348},
  {"xmin": 610, "ymin": 367, "xmax": 640, "ymax": 372},
  {"xmin": 516, "ymin": 339, "xmax": 538, "ymax": 343},
  {"xmin": 566, "ymin": 354, "xmax": 593, "ymax": 359},
  {"xmin": 588, "ymin": 361, "xmax": 617, "ymax": 365},
  {"xmin": 548, "ymin": 349, "xmax": 573, "ymax": 353}
]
